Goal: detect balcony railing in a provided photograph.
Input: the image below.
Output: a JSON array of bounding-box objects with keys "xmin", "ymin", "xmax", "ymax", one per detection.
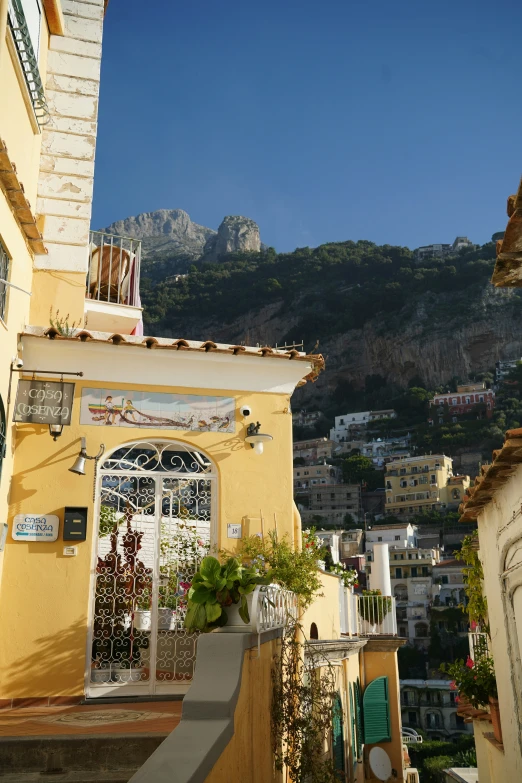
[
  {"xmin": 86, "ymin": 231, "xmax": 142, "ymax": 307},
  {"xmin": 356, "ymin": 594, "xmax": 397, "ymax": 636},
  {"xmin": 251, "ymin": 584, "xmax": 299, "ymax": 633}
]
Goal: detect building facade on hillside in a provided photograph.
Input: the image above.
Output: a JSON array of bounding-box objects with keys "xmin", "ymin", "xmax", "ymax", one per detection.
[
  {"xmin": 429, "ymin": 382, "xmax": 495, "ymax": 422},
  {"xmin": 361, "ymin": 436, "xmax": 411, "ymax": 468},
  {"xmin": 293, "ymin": 436, "xmax": 338, "ymax": 463},
  {"xmin": 368, "ymin": 543, "xmax": 440, "ymax": 645},
  {"xmin": 298, "ymin": 483, "xmax": 362, "ymax": 527},
  {"xmin": 385, "ymin": 455, "xmax": 470, "ymax": 518},
  {"xmin": 294, "ymin": 462, "xmax": 341, "ymax": 490},
  {"xmin": 365, "ymin": 523, "xmax": 418, "ymax": 553},
  {"xmin": 433, "ymin": 559, "xmax": 466, "ymax": 607},
  {"xmin": 401, "ymin": 680, "xmax": 471, "ymax": 741},
  {"xmin": 341, "ymin": 529, "xmax": 364, "ymax": 558},
  {"xmin": 292, "ymin": 409, "xmax": 323, "ymax": 429},
  {"xmin": 414, "ymin": 236, "xmax": 473, "ymax": 261},
  {"xmin": 494, "ymin": 358, "xmax": 521, "ymax": 384},
  {"xmin": 330, "ymin": 409, "xmax": 396, "ymax": 443}
]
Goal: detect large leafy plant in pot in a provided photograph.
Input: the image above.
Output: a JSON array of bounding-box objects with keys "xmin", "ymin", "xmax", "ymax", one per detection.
[{"xmin": 184, "ymin": 556, "xmax": 272, "ymax": 633}]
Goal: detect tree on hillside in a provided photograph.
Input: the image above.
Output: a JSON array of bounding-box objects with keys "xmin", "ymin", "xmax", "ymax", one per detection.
[{"xmin": 342, "ymin": 455, "xmax": 384, "ymax": 491}]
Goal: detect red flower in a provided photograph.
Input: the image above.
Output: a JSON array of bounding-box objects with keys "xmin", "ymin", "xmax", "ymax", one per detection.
[
  {"xmin": 305, "ymin": 544, "xmax": 310, "ymax": 548},
  {"xmin": 466, "ymin": 656, "xmax": 474, "ymax": 669},
  {"xmin": 449, "ymin": 681, "xmax": 456, "ymax": 690},
  {"xmin": 455, "ymin": 696, "xmax": 460, "ymax": 703},
  {"xmin": 354, "ymin": 583, "xmax": 359, "ymax": 588}
]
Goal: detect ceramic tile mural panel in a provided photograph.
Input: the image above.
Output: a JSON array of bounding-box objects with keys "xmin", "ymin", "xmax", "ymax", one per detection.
[{"xmin": 80, "ymin": 388, "xmax": 235, "ymax": 432}]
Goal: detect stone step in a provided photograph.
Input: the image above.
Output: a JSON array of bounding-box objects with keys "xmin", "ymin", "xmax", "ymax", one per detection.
[
  {"xmin": 0, "ymin": 772, "xmax": 137, "ymax": 783},
  {"xmin": 0, "ymin": 772, "xmax": 136, "ymax": 782},
  {"xmin": 0, "ymin": 733, "xmax": 165, "ymax": 777}
]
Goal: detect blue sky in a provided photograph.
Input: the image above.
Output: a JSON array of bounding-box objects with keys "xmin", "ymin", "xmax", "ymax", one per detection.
[{"xmin": 92, "ymin": 0, "xmax": 521, "ymax": 252}]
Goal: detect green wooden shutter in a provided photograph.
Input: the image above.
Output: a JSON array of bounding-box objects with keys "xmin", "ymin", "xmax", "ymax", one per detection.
[
  {"xmin": 349, "ymin": 684, "xmax": 357, "ymax": 764},
  {"xmin": 332, "ymin": 693, "xmax": 345, "ymax": 773},
  {"xmin": 363, "ymin": 676, "xmax": 391, "ymax": 744},
  {"xmin": 355, "ymin": 678, "xmax": 363, "ymax": 759}
]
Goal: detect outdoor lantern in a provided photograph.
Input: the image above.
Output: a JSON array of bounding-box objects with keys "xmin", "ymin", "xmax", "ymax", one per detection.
[
  {"xmin": 49, "ymin": 423, "xmax": 63, "ymax": 441},
  {"xmin": 69, "ymin": 438, "xmax": 105, "ymax": 475},
  {"xmin": 245, "ymin": 421, "xmax": 273, "ymax": 455}
]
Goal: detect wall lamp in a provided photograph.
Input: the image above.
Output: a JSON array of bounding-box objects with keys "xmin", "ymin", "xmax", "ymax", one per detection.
[
  {"xmin": 245, "ymin": 421, "xmax": 273, "ymax": 455},
  {"xmin": 69, "ymin": 437, "xmax": 105, "ymax": 475},
  {"xmin": 49, "ymin": 424, "xmax": 63, "ymax": 441}
]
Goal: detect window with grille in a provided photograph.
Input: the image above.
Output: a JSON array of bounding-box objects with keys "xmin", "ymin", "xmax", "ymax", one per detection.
[{"xmin": 0, "ymin": 243, "xmax": 10, "ymax": 321}]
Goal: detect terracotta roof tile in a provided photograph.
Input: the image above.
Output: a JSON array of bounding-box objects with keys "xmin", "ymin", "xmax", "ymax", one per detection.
[
  {"xmin": 22, "ymin": 326, "xmax": 325, "ymax": 382},
  {"xmin": 460, "ymin": 427, "xmax": 522, "ymax": 522}
]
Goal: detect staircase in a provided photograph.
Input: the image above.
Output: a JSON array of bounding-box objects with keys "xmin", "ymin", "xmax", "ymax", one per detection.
[{"xmin": 0, "ymin": 733, "xmax": 166, "ymax": 782}]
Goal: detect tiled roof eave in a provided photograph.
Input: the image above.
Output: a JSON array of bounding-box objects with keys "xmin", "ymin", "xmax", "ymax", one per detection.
[
  {"xmin": 21, "ymin": 326, "xmax": 325, "ymax": 383},
  {"xmin": 0, "ymin": 140, "xmax": 46, "ymax": 256},
  {"xmin": 459, "ymin": 429, "xmax": 522, "ymax": 521}
]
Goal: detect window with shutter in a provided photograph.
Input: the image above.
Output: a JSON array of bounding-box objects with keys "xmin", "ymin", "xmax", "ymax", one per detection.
[
  {"xmin": 332, "ymin": 693, "xmax": 345, "ymax": 773},
  {"xmin": 349, "ymin": 684, "xmax": 356, "ymax": 766},
  {"xmin": 355, "ymin": 678, "xmax": 363, "ymax": 759},
  {"xmin": 363, "ymin": 676, "xmax": 391, "ymax": 743}
]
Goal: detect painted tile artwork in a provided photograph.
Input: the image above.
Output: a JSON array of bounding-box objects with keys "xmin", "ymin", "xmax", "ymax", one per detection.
[{"xmin": 80, "ymin": 388, "xmax": 235, "ymax": 432}]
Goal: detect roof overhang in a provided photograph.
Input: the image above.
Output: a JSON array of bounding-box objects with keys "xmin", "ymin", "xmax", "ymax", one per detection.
[
  {"xmin": 42, "ymin": 0, "xmax": 65, "ymax": 35},
  {"xmin": 20, "ymin": 329, "xmax": 321, "ymax": 395}
]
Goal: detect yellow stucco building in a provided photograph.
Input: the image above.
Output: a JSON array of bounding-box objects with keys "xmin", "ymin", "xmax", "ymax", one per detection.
[{"xmin": 385, "ymin": 454, "xmax": 469, "ymax": 518}]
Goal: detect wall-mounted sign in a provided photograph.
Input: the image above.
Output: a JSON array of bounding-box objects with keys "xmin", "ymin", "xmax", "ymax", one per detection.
[
  {"xmin": 13, "ymin": 380, "xmax": 74, "ymax": 425},
  {"xmin": 12, "ymin": 514, "xmax": 60, "ymax": 542},
  {"xmin": 227, "ymin": 523, "xmax": 242, "ymax": 539},
  {"xmin": 80, "ymin": 388, "xmax": 235, "ymax": 432}
]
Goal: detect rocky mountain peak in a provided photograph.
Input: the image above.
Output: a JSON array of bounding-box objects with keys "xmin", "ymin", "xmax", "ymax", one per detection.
[
  {"xmin": 202, "ymin": 215, "xmax": 261, "ymax": 262},
  {"xmin": 101, "ymin": 209, "xmax": 216, "ymax": 257}
]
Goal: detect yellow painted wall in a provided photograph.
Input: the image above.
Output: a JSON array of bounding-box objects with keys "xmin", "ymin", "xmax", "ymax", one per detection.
[
  {"xmin": 204, "ymin": 641, "xmax": 282, "ymax": 783},
  {"xmin": 301, "ymin": 570, "xmax": 342, "ymax": 640},
  {"xmin": 473, "ymin": 719, "xmax": 507, "ymax": 783},
  {"xmin": 29, "ymin": 269, "xmax": 87, "ymax": 326},
  {"xmin": 363, "ymin": 643, "xmax": 405, "ymax": 782},
  {"xmin": 0, "ymin": 377, "xmax": 295, "ymax": 697},
  {"xmin": 0, "ymin": 6, "xmax": 51, "ymax": 585}
]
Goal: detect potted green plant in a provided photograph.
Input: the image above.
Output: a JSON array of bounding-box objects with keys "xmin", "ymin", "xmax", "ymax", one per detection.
[
  {"xmin": 358, "ymin": 588, "xmax": 392, "ymax": 629},
  {"xmin": 184, "ymin": 556, "xmax": 272, "ymax": 633},
  {"xmin": 442, "ymin": 655, "xmax": 501, "ymax": 743}
]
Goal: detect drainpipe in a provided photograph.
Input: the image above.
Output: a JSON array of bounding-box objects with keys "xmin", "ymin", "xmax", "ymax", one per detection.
[{"xmin": 0, "ymin": 0, "xmax": 8, "ymax": 72}]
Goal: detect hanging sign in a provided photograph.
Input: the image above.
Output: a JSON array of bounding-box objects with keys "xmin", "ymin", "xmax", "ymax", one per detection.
[
  {"xmin": 12, "ymin": 514, "xmax": 60, "ymax": 542},
  {"xmin": 13, "ymin": 380, "xmax": 75, "ymax": 425}
]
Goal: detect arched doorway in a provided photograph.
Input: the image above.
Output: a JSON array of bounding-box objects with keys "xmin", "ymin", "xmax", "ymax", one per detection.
[{"xmin": 87, "ymin": 440, "xmax": 217, "ymax": 697}]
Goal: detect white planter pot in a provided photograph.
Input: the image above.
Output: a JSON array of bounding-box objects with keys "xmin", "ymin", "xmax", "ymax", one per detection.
[
  {"xmin": 91, "ymin": 667, "xmax": 111, "ymax": 684},
  {"xmin": 158, "ymin": 608, "xmax": 177, "ymax": 631},
  {"xmin": 134, "ymin": 610, "xmax": 152, "ymax": 632},
  {"xmin": 111, "ymin": 666, "xmax": 143, "ymax": 683},
  {"xmin": 217, "ymin": 592, "xmax": 256, "ymax": 633},
  {"xmin": 133, "ymin": 608, "xmax": 177, "ymax": 631}
]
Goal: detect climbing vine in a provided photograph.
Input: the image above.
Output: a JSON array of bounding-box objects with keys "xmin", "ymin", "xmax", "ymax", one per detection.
[
  {"xmin": 271, "ymin": 627, "xmax": 339, "ymax": 783},
  {"xmin": 457, "ymin": 531, "xmax": 488, "ymax": 631}
]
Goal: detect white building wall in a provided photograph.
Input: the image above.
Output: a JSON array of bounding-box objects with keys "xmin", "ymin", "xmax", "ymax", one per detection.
[{"xmin": 35, "ymin": 0, "xmax": 104, "ymax": 272}]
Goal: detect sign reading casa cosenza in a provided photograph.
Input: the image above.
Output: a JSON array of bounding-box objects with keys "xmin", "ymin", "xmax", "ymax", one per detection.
[
  {"xmin": 12, "ymin": 514, "xmax": 60, "ymax": 542},
  {"xmin": 13, "ymin": 380, "xmax": 75, "ymax": 425}
]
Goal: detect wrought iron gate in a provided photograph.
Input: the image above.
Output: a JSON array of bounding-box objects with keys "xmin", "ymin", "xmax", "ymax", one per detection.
[{"xmin": 87, "ymin": 440, "xmax": 216, "ymax": 697}]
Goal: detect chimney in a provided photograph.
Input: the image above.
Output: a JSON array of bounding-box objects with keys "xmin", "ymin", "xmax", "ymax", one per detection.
[{"xmin": 371, "ymin": 543, "xmax": 392, "ymax": 596}]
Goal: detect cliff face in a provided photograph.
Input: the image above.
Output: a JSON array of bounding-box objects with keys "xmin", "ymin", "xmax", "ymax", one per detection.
[
  {"xmin": 100, "ymin": 210, "xmax": 262, "ymax": 261},
  {"xmin": 101, "ymin": 209, "xmax": 215, "ymax": 257},
  {"xmin": 150, "ymin": 284, "xmax": 522, "ymax": 406},
  {"xmin": 202, "ymin": 215, "xmax": 261, "ymax": 262}
]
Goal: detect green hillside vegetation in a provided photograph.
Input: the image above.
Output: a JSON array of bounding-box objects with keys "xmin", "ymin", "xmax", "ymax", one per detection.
[{"xmin": 141, "ymin": 239, "xmax": 502, "ymax": 342}]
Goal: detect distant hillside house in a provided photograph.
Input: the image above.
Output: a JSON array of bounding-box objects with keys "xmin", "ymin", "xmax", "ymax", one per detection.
[
  {"xmin": 385, "ymin": 455, "xmax": 470, "ymax": 518},
  {"xmin": 429, "ymin": 382, "xmax": 494, "ymax": 422},
  {"xmin": 330, "ymin": 409, "xmax": 397, "ymax": 443},
  {"xmin": 292, "ymin": 409, "xmax": 323, "ymax": 428},
  {"xmin": 293, "ymin": 437, "xmax": 339, "ymax": 463},
  {"xmin": 414, "ymin": 236, "xmax": 474, "ymax": 261}
]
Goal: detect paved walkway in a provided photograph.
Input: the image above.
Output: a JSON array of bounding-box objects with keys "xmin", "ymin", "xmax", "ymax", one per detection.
[{"xmin": 0, "ymin": 701, "xmax": 182, "ymax": 737}]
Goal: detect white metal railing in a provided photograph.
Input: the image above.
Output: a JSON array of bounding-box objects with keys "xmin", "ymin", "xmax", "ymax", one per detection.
[
  {"xmin": 250, "ymin": 584, "xmax": 299, "ymax": 633},
  {"xmin": 402, "ymin": 734, "xmax": 423, "ymax": 744},
  {"xmin": 468, "ymin": 631, "xmax": 489, "ymax": 660},
  {"xmin": 87, "ymin": 231, "xmax": 142, "ymax": 307},
  {"xmin": 356, "ymin": 594, "xmax": 397, "ymax": 636}
]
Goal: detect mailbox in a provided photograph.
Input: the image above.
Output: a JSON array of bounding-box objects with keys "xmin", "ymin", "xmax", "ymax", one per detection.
[{"xmin": 63, "ymin": 506, "xmax": 88, "ymax": 542}]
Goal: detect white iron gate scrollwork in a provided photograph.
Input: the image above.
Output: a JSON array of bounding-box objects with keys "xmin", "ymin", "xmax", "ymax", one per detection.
[{"xmin": 87, "ymin": 440, "xmax": 216, "ymax": 697}]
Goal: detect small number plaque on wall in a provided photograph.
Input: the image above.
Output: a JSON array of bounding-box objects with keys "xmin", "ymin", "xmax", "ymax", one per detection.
[{"xmin": 227, "ymin": 523, "xmax": 242, "ymax": 539}]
